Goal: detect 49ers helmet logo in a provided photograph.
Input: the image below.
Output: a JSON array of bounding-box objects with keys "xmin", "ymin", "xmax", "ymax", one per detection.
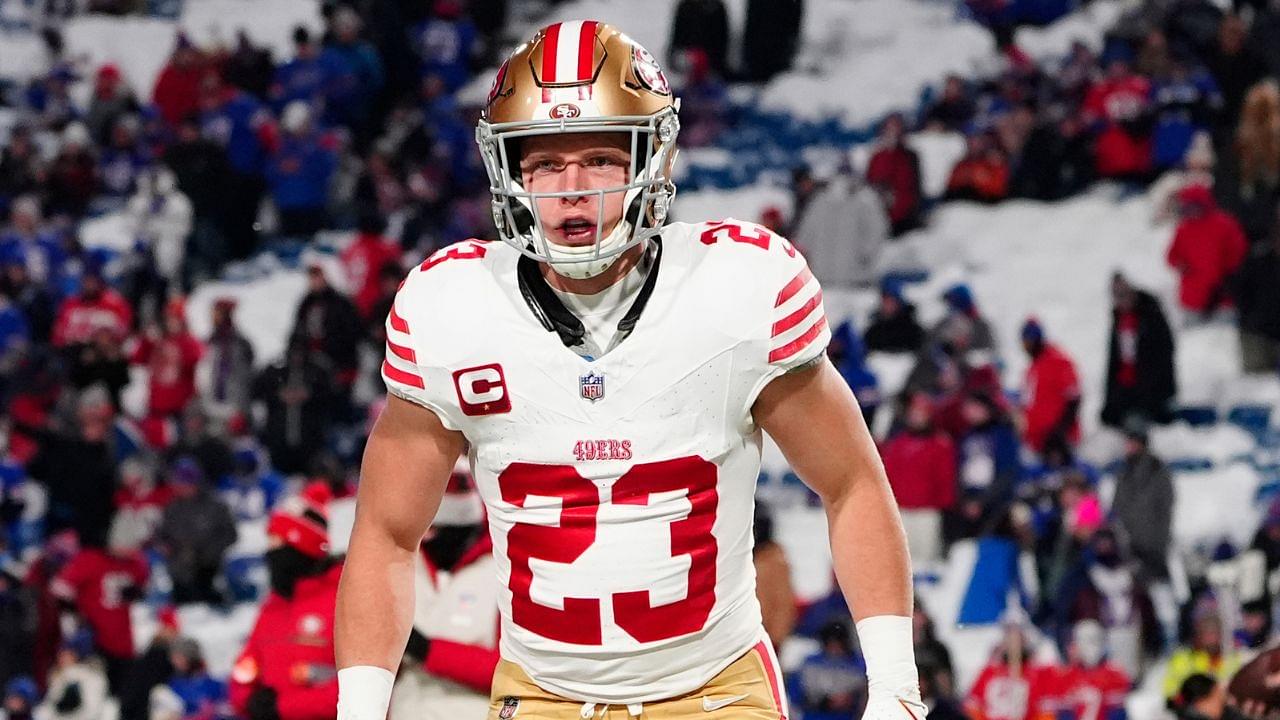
[
  {"xmin": 631, "ymin": 45, "xmax": 670, "ymax": 96},
  {"xmin": 487, "ymin": 59, "xmax": 512, "ymax": 107},
  {"xmin": 550, "ymin": 103, "xmax": 581, "ymax": 119}
]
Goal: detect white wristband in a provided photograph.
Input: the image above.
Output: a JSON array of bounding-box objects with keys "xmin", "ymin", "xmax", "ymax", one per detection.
[
  {"xmin": 856, "ymin": 615, "xmax": 919, "ymax": 695},
  {"xmin": 337, "ymin": 665, "xmax": 396, "ymax": 720}
]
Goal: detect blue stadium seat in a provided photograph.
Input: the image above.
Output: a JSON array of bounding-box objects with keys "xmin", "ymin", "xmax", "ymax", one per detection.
[
  {"xmin": 1167, "ymin": 457, "xmax": 1215, "ymax": 473},
  {"xmin": 1228, "ymin": 404, "xmax": 1274, "ymax": 441},
  {"xmin": 1176, "ymin": 405, "xmax": 1219, "ymax": 427}
]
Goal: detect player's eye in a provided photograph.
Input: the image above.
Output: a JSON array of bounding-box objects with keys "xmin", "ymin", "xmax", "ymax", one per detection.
[{"xmin": 586, "ymin": 155, "xmax": 621, "ymax": 167}]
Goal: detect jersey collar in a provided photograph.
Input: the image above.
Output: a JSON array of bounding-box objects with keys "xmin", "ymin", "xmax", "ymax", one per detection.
[{"xmin": 516, "ymin": 237, "xmax": 663, "ymax": 351}]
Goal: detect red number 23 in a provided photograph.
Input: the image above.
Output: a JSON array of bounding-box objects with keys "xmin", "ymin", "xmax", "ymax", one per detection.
[{"xmin": 498, "ymin": 456, "xmax": 719, "ymax": 645}]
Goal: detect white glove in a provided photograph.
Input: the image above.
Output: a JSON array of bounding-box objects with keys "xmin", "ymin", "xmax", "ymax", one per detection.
[
  {"xmin": 337, "ymin": 666, "xmax": 395, "ymax": 720},
  {"xmin": 857, "ymin": 616, "xmax": 928, "ymax": 720}
]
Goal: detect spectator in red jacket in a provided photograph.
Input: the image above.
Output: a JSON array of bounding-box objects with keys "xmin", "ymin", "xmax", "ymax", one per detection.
[
  {"xmin": 1020, "ymin": 318, "xmax": 1081, "ymax": 456},
  {"xmin": 945, "ymin": 130, "xmax": 1011, "ymax": 203},
  {"xmin": 1040, "ymin": 620, "xmax": 1131, "ymax": 720},
  {"xmin": 866, "ymin": 113, "xmax": 925, "ymax": 236},
  {"xmin": 1083, "ymin": 48, "xmax": 1153, "ymax": 180},
  {"xmin": 340, "ymin": 212, "xmax": 402, "ymax": 321},
  {"xmin": 51, "ymin": 269, "xmax": 133, "ymax": 349},
  {"xmin": 881, "ymin": 392, "xmax": 956, "ymax": 563},
  {"xmin": 230, "ymin": 483, "xmax": 341, "ymax": 720},
  {"xmin": 152, "ymin": 34, "xmax": 207, "ymax": 129},
  {"xmin": 130, "ymin": 298, "xmax": 205, "ymax": 420},
  {"xmin": 1166, "ymin": 184, "xmax": 1248, "ymax": 315},
  {"xmin": 50, "ymin": 518, "xmax": 149, "ymax": 693}
]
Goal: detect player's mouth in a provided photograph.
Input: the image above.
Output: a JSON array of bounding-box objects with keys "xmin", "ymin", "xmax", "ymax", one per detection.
[{"xmin": 558, "ymin": 218, "xmax": 597, "ymax": 245}]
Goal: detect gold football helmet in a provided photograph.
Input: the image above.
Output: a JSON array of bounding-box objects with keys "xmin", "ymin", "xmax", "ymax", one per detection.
[{"xmin": 476, "ymin": 21, "xmax": 680, "ymax": 278}]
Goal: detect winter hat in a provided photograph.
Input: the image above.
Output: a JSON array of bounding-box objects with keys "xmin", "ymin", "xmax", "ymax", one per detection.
[
  {"xmin": 1072, "ymin": 495, "xmax": 1104, "ymax": 535},
  {"xmin": 96, "ymin": 63, "xmax": 122, "ymax": 83},
  {"xmin": 281, "ymin": 101, "xmax": 311, "ymax": 134},
  {"xmin": 61, "ymin": 628, "xmax": 95, "ymax": 659},
  {"xmin": 1184, "ymin": 131, "xmax": 1215, "ymax": 169},
  {"xmin": 61, "ymin": 122, "xmax": 91, "ymax": 150},
  {"xmin": 942, "ymin": 284, "xmax": 976, "ymax": 314},
  {"xmin": 169, "ymin": 456, "xmax": 204, "ymax": 487},
  {"xmin": 4, "ymin": 676, "xmax": 37, "ymax": 705},
  {"xmin": 1020, "ymin": 317, "xmax": 1044, "ymax": 343},
  {"xmin": 879, "ymin": 277, "xmax": 906, "ymax": 303},
  {"xmin": 1177, "ymin": 183, "xmax": 1215, "ymax": 209},
  {"xmin": 267, "ymin": 482, "xmax": 332, "ymax": 559},
  {"xmin": 157, "ymin": 605, "xmax": 180, "ymax": 633}
]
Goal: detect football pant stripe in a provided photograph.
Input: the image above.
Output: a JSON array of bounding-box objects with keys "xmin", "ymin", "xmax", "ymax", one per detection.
[{"xmin": 752, "ymin": 641, "xmax": 788, "ymax": 720}]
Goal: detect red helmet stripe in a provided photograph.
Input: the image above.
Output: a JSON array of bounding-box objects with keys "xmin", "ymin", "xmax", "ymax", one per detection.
[
  {"xmin": 577, "ymin": 20, "xmax": 598, "ymax": 81},
  {"xmin": 541, "ymin": 22, "xmax": 562, "ymax": 84}
]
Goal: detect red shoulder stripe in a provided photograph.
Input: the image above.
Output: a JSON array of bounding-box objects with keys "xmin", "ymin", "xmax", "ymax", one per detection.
[
  {"xmin": 774, "ymin": 266, "xmax": 814, "ymax": 308},
  {"xmin": 771, "ymin": 288, "xmax": 823, "ymax": 338},
  {"xmin": 382, "ymin": 359, "xmax": 424, "ymax": 389},
  {"xmin": 768, "ymin": 316, "xmax": 828, "ymax": 364}
]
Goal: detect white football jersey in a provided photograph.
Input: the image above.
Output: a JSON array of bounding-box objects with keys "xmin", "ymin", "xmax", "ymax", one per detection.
[{"xmin": 381, "ymin": 219, "xmax": 830, "ymax": 703}]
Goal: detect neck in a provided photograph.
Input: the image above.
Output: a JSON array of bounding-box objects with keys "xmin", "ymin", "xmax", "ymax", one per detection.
[{"xmin": 540, "ymin": 243, "xmax": 645, "ymax": 295}]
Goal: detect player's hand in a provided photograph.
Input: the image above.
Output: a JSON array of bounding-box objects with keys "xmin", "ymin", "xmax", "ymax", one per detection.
[{"xmin": 861, "ymin": 686, "xmax": 928, "ymax": 720}]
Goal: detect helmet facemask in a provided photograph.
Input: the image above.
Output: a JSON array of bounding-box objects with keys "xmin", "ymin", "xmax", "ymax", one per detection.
[{"xmin": 476, "ymin": 108, "xmax": 680, "ymax": 279}]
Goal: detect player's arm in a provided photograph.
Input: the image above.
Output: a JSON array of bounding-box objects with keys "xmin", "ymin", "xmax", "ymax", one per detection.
[
  {"xmin": 753, "ymin": 358, "xmax": 923, "ymax": 718},
  {"xmin": 335, "ymin": 394, "xmax": 465, "ymax": 720}
]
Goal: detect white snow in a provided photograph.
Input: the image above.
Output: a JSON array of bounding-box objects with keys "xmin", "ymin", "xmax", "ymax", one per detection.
[{"xmin": 0, "ymin": 0, "xmax": 321, "ymax": 98}]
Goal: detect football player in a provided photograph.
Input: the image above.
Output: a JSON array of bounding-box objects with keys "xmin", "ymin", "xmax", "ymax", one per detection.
[{"xmin": 336, "ymin": 21, "xmax": 922, "ymax": 720}]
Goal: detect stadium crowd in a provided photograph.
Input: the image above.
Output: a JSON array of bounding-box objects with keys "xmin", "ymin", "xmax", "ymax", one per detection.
[{"xmin": 0, "ymin": 0, "xmax": 1279, "ymax": 718}]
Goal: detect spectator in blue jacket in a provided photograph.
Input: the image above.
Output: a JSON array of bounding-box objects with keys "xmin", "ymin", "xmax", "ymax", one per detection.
[
  {"xmin": 322, "ymin": 7, "xmax": 384, "ymax": 146},
  {"xmin": 266, "ymin": 102, "xmax": 337, "ymax": 239},
  {"xmin": 788, "ymin": 621, "xmax": 867, "ymax": 720},
  {"xmin": 98, "ymin": 116, "xmax": 152, "ymax": 201},
  {"xmin": 829, "ymin": 320, "xmax": 881, "ymax": 427},
  {"xmin": 165, "ymin": 637, "xmax": 226, "ymax": 719},
  {"xmin": 272, "ymin": 26, "xmax": 348, "ymax": 115},
  {"xmin": 409, "ymin": 0, "xmax": 479, "ymax": 93},
  {"xmin": 0, "ymin": 197, "xmax": 64, "ymax": 289},
  {"xmin": 1152, "ymin": 55, "xmax": 1223, "ymax": 170},
  {"xmin": 947, "ymin": 391, "xmax": 1024, "ymax": 543},
  {"xmin": 199, "ymin": 74, "xmax": 274, "ymax": 259}
]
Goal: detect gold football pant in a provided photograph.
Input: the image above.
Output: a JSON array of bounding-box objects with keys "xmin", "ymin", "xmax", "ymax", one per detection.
[{"xmin": 487, "ymin": 641, "xmax": 789, "ymax": 720}]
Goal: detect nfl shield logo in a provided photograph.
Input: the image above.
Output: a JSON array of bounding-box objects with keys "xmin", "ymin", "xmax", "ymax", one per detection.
[
  {"xmin": 580, "ymin": 372, "xmax": 605, "ymax": 402},
  {"xmin": 499, "ymin": 696, "xmax": 519, "ymax": 719}
]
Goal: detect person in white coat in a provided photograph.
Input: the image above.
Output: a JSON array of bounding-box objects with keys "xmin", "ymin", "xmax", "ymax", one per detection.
[
  {"xmin": 388, "ymin": 460, "xmax": 500, "ymax": 720},
  {"xmin": 792, "ymin": 166, "xmax": 890, "ymax": 289},
  {"xmin": 40, "ymin": 631, "xmax": 110, "ymax": 720},
  {"xmin": 125, "ymin": 167, "xmax": 193, "ymax": 293}
]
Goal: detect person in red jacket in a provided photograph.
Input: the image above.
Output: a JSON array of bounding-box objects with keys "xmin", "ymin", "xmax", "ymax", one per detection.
[
  {"xmin": 1166, "ymin": 184, "xmax": 1248, "ymax": 315},
  {"xmin": 866, "ymin": 113, "xmax": 925, "ymax": 236},
  {"xmin": 1020, "ymin": 318, "xmax": 1081, "ymax": 456},
  {"xmin": 339, "ymin": 212, "xmax": 402, "ymax": 321},
  {"xmin": 230, "ymin": 483, "xmax": 341, "ymax": 720},
  {"xmin": 152, "ymin": 34, "xmax": 207, "ymax": 128},
  {"xmin": 1039, "ymin": 620, "xmax": 1131, "ymax": 720},
  {"xmin": 51, "ymin": 270, "xmax": 133, "ymax": 349},
  {"xmin": 945, "ymin": 131, "xmax": 1011, "ymax": 203},
  {"xmin": 965, "ymin": 626, "xmax": 1061, "ymax": 720},
  {"xmin": 1083, "ymin": 51, "xmax": 1153, "ymax": 180},
  {"xmin": 130, "ymin": 297, "xmax": 205, "ymax": 419},
  {"xmin": 880, "ymin": 392, "xmax": 956, "ymax": 563},
  {"xmin": 50, "ymin": 518, "xmax": 149, "ymax": 693}
]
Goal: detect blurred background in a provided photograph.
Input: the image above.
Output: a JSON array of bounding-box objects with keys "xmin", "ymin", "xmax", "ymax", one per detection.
[{"xmin": 0, "ymin": 0, "xmax": 1278, "ymax": 718}]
